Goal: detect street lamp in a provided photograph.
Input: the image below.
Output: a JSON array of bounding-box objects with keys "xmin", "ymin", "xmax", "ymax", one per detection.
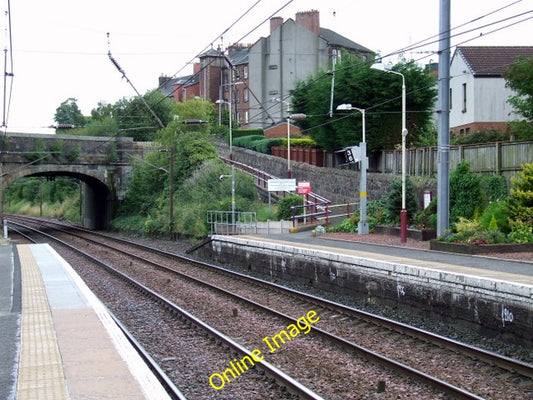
[
  {"xmin": 336, "ymin": 104, "xmax": 368, "ymax": 234},
  {"xmin": 371, "ymin": 62, "xmax": 408, "ymax": 243},
  {"xmin": 273, "ymin": 99, "xmax": 307, "ymax": 178},
  {"xmin": 216, "ymin": 97, "xmax": 236, "ymax": 233}
]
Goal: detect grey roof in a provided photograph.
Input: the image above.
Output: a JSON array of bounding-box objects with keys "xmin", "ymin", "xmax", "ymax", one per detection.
[
  {"xmin": 198, "ymin": 48, "xmax": 223, "ymax": 58},
  {"xmin": 230, "ymin": 47, "xmax": 249, "ymax": 65},
  {"xmin": 320, "ymin": 27, "xmax": 374, "ymax": 55}
]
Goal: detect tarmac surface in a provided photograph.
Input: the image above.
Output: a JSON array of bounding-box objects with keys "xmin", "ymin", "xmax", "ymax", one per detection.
[{"xmin": 0, "ymin": 243, "xmax": 20, "ymax": 400}]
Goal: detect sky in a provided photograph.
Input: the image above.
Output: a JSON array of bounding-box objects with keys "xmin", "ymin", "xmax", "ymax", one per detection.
[{"xmin": 3, "ymin": 0, "xmax": 532, "ymax": 134}]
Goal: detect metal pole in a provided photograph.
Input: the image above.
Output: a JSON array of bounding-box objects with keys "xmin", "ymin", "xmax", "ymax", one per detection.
[
  {"xmin": 287, "ymin": 102, "xmax": 291, "ymax": 178},
  {"xmin": 358, "ymin": 108, "xmax": 368, "ymax": 234},
  {"xmin": 229, "ymin": 67, "xmax": 236, "ymax": 233},
  {"xmin": 400, "ymin": 74, "xmax": 408, "ymax": 243},
  {"xmin": 437, "ymin": 0, "xmax": 451, "ymax": 237}
]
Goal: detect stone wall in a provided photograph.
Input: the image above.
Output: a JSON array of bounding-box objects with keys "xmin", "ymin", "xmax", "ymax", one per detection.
[
  {"xmin": 217, "ymin": 141, "xmax": 437, "ymax": 206},
  {"xmin": 196, "ymin": 236, "xmax": 533, "ymax": 345}
]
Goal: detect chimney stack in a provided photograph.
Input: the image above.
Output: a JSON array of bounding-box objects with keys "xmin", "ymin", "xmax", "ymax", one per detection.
[
  {"xmin": 295, "ymin": 10, "xmax": 320, "ymax": 35},
  {"xmin": 270, "ymin": 16, "xmax": 283, "ymax": 33}
]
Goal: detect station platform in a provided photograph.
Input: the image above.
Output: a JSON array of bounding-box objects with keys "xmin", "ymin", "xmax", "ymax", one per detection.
[
  {"xmin": 252, "ymin": 231, "xmax": 533, "ymax": 285},
  {"xmin": 0, "ymin": 242, "xmax": 171, "ymax": 400}
]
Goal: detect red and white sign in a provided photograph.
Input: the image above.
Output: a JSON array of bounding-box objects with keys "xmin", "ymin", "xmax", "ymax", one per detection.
[{"xmin": 297, "ymin": 181, "xmax": 311, "ymax": 194}]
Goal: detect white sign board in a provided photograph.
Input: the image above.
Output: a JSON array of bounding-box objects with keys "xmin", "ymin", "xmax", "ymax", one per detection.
[{"xmin": 267, "ymin": 179, "xmax": 296, "ymax": 192}]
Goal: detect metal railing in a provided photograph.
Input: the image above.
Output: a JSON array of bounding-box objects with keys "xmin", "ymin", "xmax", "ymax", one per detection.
[
  {"xmin": 207, "ymin": 210, "xmax": 257, "ymax": 235},
  {"xmin": 219, "ymin": 156, "xmax": 331, "ymax": 206}
]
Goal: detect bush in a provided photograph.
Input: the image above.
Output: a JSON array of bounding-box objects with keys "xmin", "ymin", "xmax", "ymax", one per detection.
[
  {"xmin": 385, "ymin": 177, "xmax": 418, "ymax": 224},
  {"xmin": 479, "ymin": 201, "xmax": 510, "ymax": 233},
  {"xmin": 232, "ymin": 128, "xmax": 264, "ymax": 139},
  {"xmin": 276, "ymin": 195, "xmax": 303, "ymax": 220},
  {"xmin": 254, "ymin": 138, "xmax": 282, "ymax": 153},
  {"xmin": 328, "ymin": 214, "xmax": 359, "ymax": 233},
  {"xmin": 280, "ymin": 138, "xmax": 318, "ymax": 148},
  {"xmin": 233, "ymin": 136, "xmax": 282, "ymax": 153},
  {"xmin": 451, "ymin": 129, "xmax": 509, "ymax": 145},
  {"xmin": 508, "ymin": 220, "xmax": 533, "ymax": 244},
  {"xmin": 415, "ymin": 198, "xmax": 437, "ymax": 230},
  {"xmin": 479, "ymin": 174, "xmax": 507, "ymax": 206},
  {"xmin": 366, "ymin": 198, "xmax": 390, "ymax": 230},
  {"xmin": 506, "ymin": 161, "xmax": 533, "ymax": 228},
  {"xmin": 450, "ymin": 161, "xmax": 481, "ymax": 224},
  {"xmin": 232, "ymin": 135, "xmax": 265, "ymax": 148}
]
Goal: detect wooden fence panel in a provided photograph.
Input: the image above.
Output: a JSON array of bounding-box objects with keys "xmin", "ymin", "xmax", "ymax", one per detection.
[{"xmin": 378, "ymin": 141, "xmax": 532, "ymax": 178}]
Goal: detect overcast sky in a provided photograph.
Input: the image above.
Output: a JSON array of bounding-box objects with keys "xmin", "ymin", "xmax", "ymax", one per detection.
[{"xmin": 3, "ymin": 0, "xmax": 532, "ymax": 133}]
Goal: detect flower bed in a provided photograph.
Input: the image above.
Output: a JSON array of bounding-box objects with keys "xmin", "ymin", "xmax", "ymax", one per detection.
[
  {"xmin": 429, "ymin": 240, "xmax": 533, "ymax": 255},
  {"xmin": 375, "ymin": 225, "xmax": 436, "ymax": 241}
]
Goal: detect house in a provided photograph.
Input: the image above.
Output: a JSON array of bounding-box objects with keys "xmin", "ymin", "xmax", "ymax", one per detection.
[
  {"xmin": 449, "ymin": 46, "xmax": 533, "ymax": 135},
  {"xmin": 163, "ymin": 10, "xmax": 373, "ymax": 131},
  {"xmin": 248, "ymin": 10, "xmax": 373, "ymax": 129}
]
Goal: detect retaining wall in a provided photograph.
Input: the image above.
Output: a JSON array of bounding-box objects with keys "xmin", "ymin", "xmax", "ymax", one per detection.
[{"xmin": 197, "ymin": 235, "xmax": 533, "ymax": 345}]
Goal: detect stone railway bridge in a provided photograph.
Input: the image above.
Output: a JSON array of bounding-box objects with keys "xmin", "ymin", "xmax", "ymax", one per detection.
[{"xmin": 0, "ymin": 132, "xmax": 154, "ymax": 229}]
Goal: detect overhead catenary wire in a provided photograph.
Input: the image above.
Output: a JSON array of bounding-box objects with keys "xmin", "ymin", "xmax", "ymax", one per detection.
[
  {"xmin": 274, "ymin": 3, "xmax": 533, "ymax": 134},
  {"xmin": 107, "ymin": 32, "xmax": 165, "ymax": 130},
  {"xmin": 2, "ymin": 0, "xmax": 14, "ymax": 130}
]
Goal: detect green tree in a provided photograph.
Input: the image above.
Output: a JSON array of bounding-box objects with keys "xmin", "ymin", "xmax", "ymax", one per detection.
[
  {"xmin": 54, "ymin": 98, "xmax": 87, "ymax": 128},
  {"xmin": 291, "ymin": 55, "xmax": 437, "ymax": 153},
  {"xmin": 506, "ymin": 162, "xmax": 533, "ymax": 227},
  {"xmin": 504, "ymin": 55, "xmax": 533, "ymax": 140},
  {"xmin": 504, "ymin": 55, "xmax": 533, "ymax": 121}
]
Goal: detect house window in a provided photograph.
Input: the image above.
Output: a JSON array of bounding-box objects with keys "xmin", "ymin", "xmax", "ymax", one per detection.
[
  {"xmin": 462, "ymin": 83, "xmax": 467, "ymax": 113},
  {"xmin": 244, "ymin": 111, "xmax": 249, "ymax": 124},
  {"xmin": 244, "ymin": 88, "xmax": 249, "ymax": 102},
  {"xmin": 268, "ymin": 65, "xmax": 278, "ymax": 70},
  {"xmin": 243, "ymin": 66, "xmax": 248, "ymax": 79}
]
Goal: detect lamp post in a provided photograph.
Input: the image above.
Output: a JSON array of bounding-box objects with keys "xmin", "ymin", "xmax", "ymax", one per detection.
[
  {"xmin": 336, "ymin": 104, "xmax": 368, "ymax": 234},
  {"xmin": 371, "ymin": 62, "xmax": 408, "ymax": 243},
  {"xmin": 215, "ymin": 97, "xmax": 235, "ymax": 233}
]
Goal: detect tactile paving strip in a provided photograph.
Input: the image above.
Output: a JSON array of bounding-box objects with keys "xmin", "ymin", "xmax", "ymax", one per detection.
[{"xmin": 16, "ymin": 245, "xmax": 68, "ymax": 400}]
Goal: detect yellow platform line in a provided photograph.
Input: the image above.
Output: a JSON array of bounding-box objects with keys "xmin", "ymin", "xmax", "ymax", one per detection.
[{"xmin": 16, "ymin": 245, "xmax": 69, "ymax": 400}]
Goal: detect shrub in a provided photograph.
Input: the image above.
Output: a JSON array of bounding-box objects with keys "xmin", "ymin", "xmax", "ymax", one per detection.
[
  {"xmin": 508, "ymin": 220, "xmax": 533, "ymax": 244},
  {"xmin": 415, "ymin": 198, "xmax": 437, "ymax": 230},
  {"xmin": 254, "ymin": 138, "xmax": 282, "ymax": 153},
  {"xmin": 280, "ymin": 138, "xmax": 318, "ymax": 148},
  {"xmin": 479, "ymin": 201, "xmax": 510, "ymax": 233},
  {"xmin": 506, "ymin": 161, "xmax": 533, "ymax": 228},
  {"xmin": 385, "ymin": 177, "xmax": 418, "ymax": 224},
  {"xmin": 232, "ymin": 128, "xmax": 264, "ymax": 139},
  {"xmin": 479, "ymin": 174, "xmax": 508, "ymax": 206},
  {"xmin": 450, "ymin": 161, "xmax": 481, "ymax": 223},
  {"xmin": 276, "ymin": 195, "xmax": 303, "ymax": 220},
  {"xmin": 232, "ymin": 135, "xmax": 265, "ymax": 148},
  {"xmin": 328, "ymin": 214, "xmax": 359, "ymax": 233}
]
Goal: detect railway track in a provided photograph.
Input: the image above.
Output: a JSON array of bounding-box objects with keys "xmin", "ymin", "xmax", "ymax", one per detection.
[
  {"xmin": 9, "ymin": 217, "xmax": 321, "ymax": 399},
  {"xmin": 8, "ymin": 215, "xmax": 533, "ymax": 399}
]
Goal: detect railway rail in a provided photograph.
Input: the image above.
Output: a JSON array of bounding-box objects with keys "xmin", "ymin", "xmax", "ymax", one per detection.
[
  {"xmin": 7, "ymin": 215, "xmax": 533, "ymax": 399},
  {"xmin": 8, "ymin": 217, "xmax": 321, "ymax": 399}
]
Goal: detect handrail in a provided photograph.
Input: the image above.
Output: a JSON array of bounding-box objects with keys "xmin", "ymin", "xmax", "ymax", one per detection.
[{"xmin": 219, "ymin": 156, "xmax": 331, "ymax": 206}]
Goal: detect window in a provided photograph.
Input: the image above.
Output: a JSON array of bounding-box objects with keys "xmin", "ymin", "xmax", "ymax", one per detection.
[
  {"xmin": 243, "ymin": 66, "xmax": 248, "ymax": 79},
  {"xmin": 244, "ymin": 88, "xmax": 249, "ymax": 102},
  {"xmin": 462, "ymin": 83, "xmax": 467, "ymax": 113},
  {"xmin": 244, "ymin": 111, "xmax": 249, "ymax": 124}
]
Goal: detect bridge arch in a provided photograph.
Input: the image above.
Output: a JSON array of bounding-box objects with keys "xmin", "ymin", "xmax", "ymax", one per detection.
[{"xmin": 1, "ymin": 164, "xmax": 113, "ymax": 230}]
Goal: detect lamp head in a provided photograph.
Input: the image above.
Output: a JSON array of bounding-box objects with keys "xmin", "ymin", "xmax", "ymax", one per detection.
[{"xmin": 336, "ymin": 103, "xmax": 352, "ymax": 111}]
